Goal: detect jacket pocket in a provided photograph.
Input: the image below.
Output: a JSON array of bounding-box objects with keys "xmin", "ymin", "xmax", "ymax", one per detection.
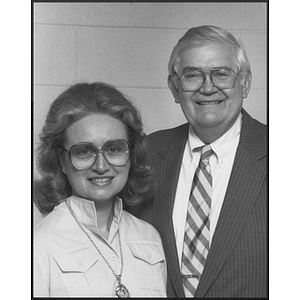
[
  {"xmin": 127, "ymin": 242, "xmax": 165, "ymax": 265},
  {"xmin": 53, "ymin": 246, "xmax": 99, "ymax": 272},
  {"xmin": 127, "ymin": 241, "xmax": 166, "ymax": 295},
  {"xmin": 52, "ymin": 246, "xmax": 101, "ymax": 296}
]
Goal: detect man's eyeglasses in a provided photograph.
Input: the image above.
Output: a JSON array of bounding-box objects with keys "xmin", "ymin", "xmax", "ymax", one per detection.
[
  {"xmin": 177, "ymin": 67, "xmax": 240, "ymax": 92},
  {"xmin": 63, "ymin": 139, "xmax": 130, "ymax": 170}
]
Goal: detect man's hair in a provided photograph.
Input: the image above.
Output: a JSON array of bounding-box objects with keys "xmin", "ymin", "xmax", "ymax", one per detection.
[
  {"xmin": 34, "ymin": 82, "xmax": 153, "ymax": 215},
  {"xmin": 168, "ymin": 25, "xmax": 251, "ymax": 78}
]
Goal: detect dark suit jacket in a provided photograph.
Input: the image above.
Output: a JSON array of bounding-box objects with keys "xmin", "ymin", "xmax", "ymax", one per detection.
[{"xmin": 127, "ymin": 109, "xmax": 267, "ymax": 298}]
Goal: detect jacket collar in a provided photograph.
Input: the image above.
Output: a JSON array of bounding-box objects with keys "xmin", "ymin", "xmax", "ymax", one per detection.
[{"xmin": 66, "ymin": 195, "xmax": 123, "ymax": 243}]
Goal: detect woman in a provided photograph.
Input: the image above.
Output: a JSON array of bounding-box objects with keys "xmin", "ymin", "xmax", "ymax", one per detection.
[{"xmin": 34, "ymin": 82, "xmax": 167, "ymax": 297}]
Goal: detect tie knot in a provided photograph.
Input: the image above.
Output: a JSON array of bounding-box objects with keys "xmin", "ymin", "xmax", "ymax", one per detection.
[{"xmin": 200, "ymin": 145, "xmax": 213, "ymax": 164}]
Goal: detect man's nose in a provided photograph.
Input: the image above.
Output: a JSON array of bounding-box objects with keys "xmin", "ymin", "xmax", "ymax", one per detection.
[
  {"xmin": 199, "ymin": 74, "xmax": 218, "ymax": 94},
  {"xmin": 92, "ymin": 151, "xmax": 110, "ymax": 172}
]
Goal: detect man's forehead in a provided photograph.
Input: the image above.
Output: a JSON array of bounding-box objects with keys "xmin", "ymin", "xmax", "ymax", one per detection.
[{"xmin": 176, "ymin": 43, "xmax": 236, "ymax": 72}]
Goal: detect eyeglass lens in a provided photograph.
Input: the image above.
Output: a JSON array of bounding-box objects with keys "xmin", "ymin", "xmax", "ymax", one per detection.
[
  {"xmin": 69, "ymin": 139, "xmax": 130, "ymax": 170},
  {"xmin": 180, "ymin": 68, "xmax": 237, "ymax": 91}
]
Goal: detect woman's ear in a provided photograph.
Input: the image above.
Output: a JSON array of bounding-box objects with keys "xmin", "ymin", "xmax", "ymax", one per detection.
[
  {"xmin": 241, "ymin": 72, "xmax": 252, "ymax": 99},
  {"xmin": 59, "ymin": 153, "xmax": 67, "ymax": 175},
  {"xmin": 167, "ymin": 75, "xmax": 181, "ymax": 103}
]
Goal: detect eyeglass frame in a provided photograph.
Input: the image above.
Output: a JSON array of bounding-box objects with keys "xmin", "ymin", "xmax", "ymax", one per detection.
[
  {"xmin": 62, "ymin": 139, "xmax": 131, "ymax": 171},
  {"xmin": 176, "ymin": 67, "xmax": 240, "ymax": 92}
]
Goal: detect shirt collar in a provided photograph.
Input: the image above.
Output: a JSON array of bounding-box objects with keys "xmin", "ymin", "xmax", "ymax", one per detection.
[
  {"xmin": 187, "ymin": 112, "xmax": 242, "ymax": 162},
  {"xmin": 66, "ymin": 195, "xmax": 123, "ymax": 240}
]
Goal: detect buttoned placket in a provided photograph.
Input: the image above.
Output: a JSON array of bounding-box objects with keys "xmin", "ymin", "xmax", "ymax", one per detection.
[{"xmin": 68, "ymin": 197, "xmax": 123, "ymax": 280}]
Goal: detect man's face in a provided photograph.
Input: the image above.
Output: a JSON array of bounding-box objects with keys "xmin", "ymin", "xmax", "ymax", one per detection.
[{"xmin": 170, "ymin": 42, "xmax": 251, "ymax": 141}]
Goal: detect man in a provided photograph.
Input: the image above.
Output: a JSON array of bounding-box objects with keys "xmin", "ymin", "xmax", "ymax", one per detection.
[{"xmin": 127, "ymin": 25, "xmax": 267, "ymax": 298}]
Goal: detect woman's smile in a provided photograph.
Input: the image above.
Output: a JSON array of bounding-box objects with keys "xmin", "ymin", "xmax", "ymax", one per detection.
[{"xmin": 88, "ymin": 176, "xmax": 114, "ymax": 187}]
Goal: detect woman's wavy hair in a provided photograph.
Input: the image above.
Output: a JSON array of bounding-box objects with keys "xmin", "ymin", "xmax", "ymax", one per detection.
[
  {"xmin": 34, "ymin": 82, "xmax": 153, "ymax": 215},
  {"xmin": 168, "ymin": 25, "xmax": 252, "ymax": 80}
]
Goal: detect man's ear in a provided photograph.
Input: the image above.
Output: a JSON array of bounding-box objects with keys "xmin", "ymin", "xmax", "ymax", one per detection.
[
  {"xmin": 241, "ymin": 72, "xmax": 252, "ymax": 99},
  {"xmin": 167, "ymin": 75, "xmax": 180, "ymax": 103}
]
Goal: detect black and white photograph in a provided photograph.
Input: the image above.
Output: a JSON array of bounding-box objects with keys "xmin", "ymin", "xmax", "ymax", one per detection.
[{"xmin": 32, "ymin": 2, "xmax": 270, "ymax": 298}]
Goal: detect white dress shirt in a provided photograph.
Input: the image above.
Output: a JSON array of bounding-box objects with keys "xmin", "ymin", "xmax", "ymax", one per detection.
[
  {"xmin": 34, "ymin": 195, "xmax": 167, "ymax": 297},
  {"xmin": 172, "ymin": 113, "xmax": 242, "ymax": 266}
]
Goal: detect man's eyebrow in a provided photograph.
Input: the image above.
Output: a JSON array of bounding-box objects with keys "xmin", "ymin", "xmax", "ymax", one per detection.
[
  {"xmin": 181, "ymin": 66, "xmax": 231, "ymax": 73},
  {"xmin": 181, "ymin": 66, "xmax": 202, "ymax": 73}
]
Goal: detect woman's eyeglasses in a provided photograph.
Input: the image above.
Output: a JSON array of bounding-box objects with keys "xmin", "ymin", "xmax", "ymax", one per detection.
[{"xmin": 63, "ymin": 139, "xmax": 130, "ymax": 170}]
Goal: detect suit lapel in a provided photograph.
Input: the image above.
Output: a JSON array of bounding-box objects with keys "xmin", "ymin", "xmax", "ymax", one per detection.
[
  {"xmin": 152, "ymin": 124, "xmax": 189, "ymax": 297},
  {"xmin": 195, "ymin": 111, "xmax": 267, "ymax": 297}
]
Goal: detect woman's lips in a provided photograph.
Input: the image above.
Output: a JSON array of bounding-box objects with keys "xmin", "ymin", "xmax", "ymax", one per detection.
[{"xmin": 88, "ymin": 176, "xmax": 114, "ymax": 187}]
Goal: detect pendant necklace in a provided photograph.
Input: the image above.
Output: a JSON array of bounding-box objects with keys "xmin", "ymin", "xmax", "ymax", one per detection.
[{"xmin": 66, "ymin": 200, "xmax": 130, "ymax": 298}]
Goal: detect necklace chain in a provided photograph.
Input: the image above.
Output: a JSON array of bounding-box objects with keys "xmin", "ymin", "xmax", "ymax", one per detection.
[{"xmin": 66, "ymin": 200, "xmax": 124, "ymax": 283}]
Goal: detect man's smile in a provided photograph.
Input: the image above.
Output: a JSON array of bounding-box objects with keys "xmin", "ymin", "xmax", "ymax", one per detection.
[{"xmin": 195, "ymin": 100, "xmax": 224, "ymax": 105}]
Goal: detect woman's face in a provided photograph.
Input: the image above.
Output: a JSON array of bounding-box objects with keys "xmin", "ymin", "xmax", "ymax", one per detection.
[{"xmin": 60, "ymin": 113, "xmax": 130, "ymax": 205}]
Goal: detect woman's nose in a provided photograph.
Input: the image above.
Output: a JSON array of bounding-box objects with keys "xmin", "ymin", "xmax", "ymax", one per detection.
[{"xmin": 92, "ymin": 152, "xmax": 110, "ymax": 172}]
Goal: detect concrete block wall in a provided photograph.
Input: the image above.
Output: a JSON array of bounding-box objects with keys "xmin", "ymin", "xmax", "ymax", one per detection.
[
  {"xmin": 34, "ymin": 3, "xmax": 267, "ymax": 222},
  {"xmin": 34, "ymin": 2, "xmax": 266, "ymax": 135}
]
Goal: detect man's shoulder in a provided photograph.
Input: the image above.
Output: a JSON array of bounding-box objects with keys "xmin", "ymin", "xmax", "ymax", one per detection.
[
  {"xmin": 144, "ymin": 123, "xmax": 189, "ymax": 154},
  {"xmin": 242, "ymin": 110, "xmax": 267, "ymax": 139},
  {"xmin": 240, "ymin": 110, "xmax": 268, "ymax": 159},
  {"xmin": 146, "ymin": 123, "xmax": 189, "ymax": 143}
]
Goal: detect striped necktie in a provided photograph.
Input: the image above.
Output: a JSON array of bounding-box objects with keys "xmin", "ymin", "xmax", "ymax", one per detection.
[{"xmin": 181, "ymin": 144, "xmax": 214, "ymax": 297}]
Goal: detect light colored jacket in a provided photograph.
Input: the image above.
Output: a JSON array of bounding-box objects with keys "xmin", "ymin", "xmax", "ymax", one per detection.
[{"xmin": 34, "ymin": 196, "xmax": 167, "ymax": 297}]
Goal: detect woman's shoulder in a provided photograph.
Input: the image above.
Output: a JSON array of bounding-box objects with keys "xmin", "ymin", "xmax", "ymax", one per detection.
[
  {"xmin": 121, "ymin": 210, "xmax": 162, "ymax": 242},
  {"xmin": 34, "ymin": 201, "xmax": 69, "ymax": 236}
]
